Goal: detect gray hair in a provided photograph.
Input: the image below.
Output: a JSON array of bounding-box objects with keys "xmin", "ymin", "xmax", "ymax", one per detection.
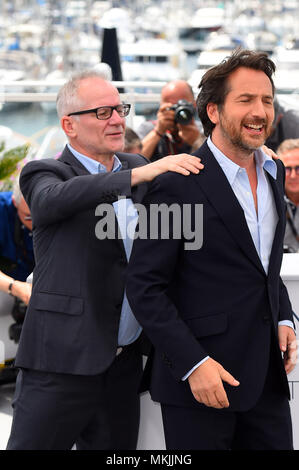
[
  {"xmin": 277, "ymin": 138, "xmax": 299, "ymax": 156},
  {"xmin": 12, "ymin": 174, "xmax": 23, "ymax": 206},
  {"xmin": 56, "ymin": 67, "xmax": 112, "ymax": 120}
]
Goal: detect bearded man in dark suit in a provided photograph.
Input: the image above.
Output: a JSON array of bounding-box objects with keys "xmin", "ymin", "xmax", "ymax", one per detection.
[{"xmin": 126, "ymin": 49, "xmax": 297, "ymax": 450}]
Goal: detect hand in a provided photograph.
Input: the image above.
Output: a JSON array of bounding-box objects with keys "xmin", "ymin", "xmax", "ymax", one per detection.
[
  {"xmin": 131, "ymin": 154, "xmax": 204, "ymax": 185},
  {"xmin": 156, "ymin": 102, "xmax": 176, "ymax": 134},
  {"xmin": 262, "ymin": 145, "xmax": 278, "ymax": 160},
  {"xmin": 177, "ymin": 121, "xmax": 201, "ymax": 147},
  {"xmin": 147, "ymin": 153, "xmax": 204, "ymax": 181},
  {"xmin": 278, "ymin": 325, "xmax": 297, "ymax": 374},
  {"xmin": 188, "ymin": 358, "xmax": 240, "ymax": 409},
  {"xmin": 11, "ymin": 280, "xmax": 32, "ymax": 305}
]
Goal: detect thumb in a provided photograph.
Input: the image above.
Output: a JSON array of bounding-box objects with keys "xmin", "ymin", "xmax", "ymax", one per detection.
[
  {"xmin": 280, "ymin": 341, "xmax": 287, "ymax": 353},
  {"xmin": 279, "ymin": 333, "xmax": 287, "ymax": 352},
  {"xmin": 219, "ymin": 367, "xmax": 240, "ymax": 387}
]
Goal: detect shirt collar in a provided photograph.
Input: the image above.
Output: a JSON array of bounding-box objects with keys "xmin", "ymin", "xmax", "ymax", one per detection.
[
  {"xmin": 207, "ymin": 136, "xmax": 277, "ymax": 184},
  {"xmin": 67, "ymin": 143, "xmax": 122, "ymax": 174}
]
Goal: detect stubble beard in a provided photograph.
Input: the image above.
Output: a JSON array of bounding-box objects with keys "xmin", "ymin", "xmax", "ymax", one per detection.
[{"xmin": 219, "ymin": 113, "xmax": 271, "ymax": 159}]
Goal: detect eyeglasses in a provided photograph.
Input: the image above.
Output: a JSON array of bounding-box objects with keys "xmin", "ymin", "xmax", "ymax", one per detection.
[
  {"xmin": 285, "ymin": 165, "xmax": 299, "ymax": 176},
  {"xmin": 67, "ymin": 104, "xmax": 131, "ymax": 120}
]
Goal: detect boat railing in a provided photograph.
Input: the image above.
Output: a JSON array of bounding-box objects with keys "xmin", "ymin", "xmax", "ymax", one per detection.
[
  {"xmin": 0, "ymin": 80, "xmax": 168, "ymax": 128},
  {"xmin": 1, "ymin": 80, "xmax": 299, "ymax": 128}
]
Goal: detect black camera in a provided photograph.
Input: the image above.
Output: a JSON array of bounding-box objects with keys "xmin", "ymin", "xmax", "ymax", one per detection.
[{"xmin": 170, "ymin": 100, "xmax": 195, "ymax": 125}]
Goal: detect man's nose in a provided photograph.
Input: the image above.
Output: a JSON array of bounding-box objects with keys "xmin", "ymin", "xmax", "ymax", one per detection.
[
  {"xmin": 289, "ymin": 167, "xmax": 298, "ymax": 178},
  {"xmin": 251, "ymin": 99, "xmax": 267, "ymax": 118},
  {"xmin": 109, "ymin": 109, "xmax": 124, "ymax": 123}
]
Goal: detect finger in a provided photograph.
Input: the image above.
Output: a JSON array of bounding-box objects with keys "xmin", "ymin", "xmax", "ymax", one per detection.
[
  {"xmin": 170, "ymin": 165, "xmax": 190, "ymax": 176},
  {"xmin": 172, "ymin": 155, "xmax": 204, "ymax": 168},
  {"xmin": 284, "ymin": 344, "xmax": 297, "ymax": 374},
  {"xmin": 201, "ymin": 391, "xmax": 222, "ymax": 408},
  {"xmin": 219, "ymin": 368, "xmax": 240, "ymax": 387},
  {"xmin": 284, "ymin": 355, "xmax": 296, "ymax": 374},
  {"xmin": 206, "ymin": 391, "xmax": 225, "ymax": 409},
  {"xmin": 214, "ymin": 389, "xmax": 230, "ymax": 408},
  {"xmin": 279, "ymin": 334, "xmax": 287, "ymax": 352},
  {"xmin": 172, "ymin": 162, "xmax": 203, "ymax": 175},
  {"xmin": 177, "ymin": 162, "xmax": 200, "ymax": 174},
  {"xmin": 201, "ymin": 392, "xmax": 212, "ymax": 407},
  {"xmin": 192, "ymin": 390, "xmax": 204, "ymax": 404}
]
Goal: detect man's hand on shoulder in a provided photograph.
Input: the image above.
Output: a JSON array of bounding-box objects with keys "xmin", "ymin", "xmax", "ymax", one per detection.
[
  {"xmin": 131, "ymin": 154, "xmax": 204, "ymax": 186},
  {"xmin": 262, "ymin": 145, "xmax": 278, "ymax": 160}
]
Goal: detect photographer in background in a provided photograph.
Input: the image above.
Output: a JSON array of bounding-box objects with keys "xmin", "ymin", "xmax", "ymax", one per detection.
[
  {"xmin": 137, "ymin": 80, "xmax": 205, "ymax": 161},
  {"xmin": 0, "ymin": 178, "xmax": 34, "ymax": 342},
  {"xmin": 277, "ymin": 138, "xmax": 299, "ymax": 253}
]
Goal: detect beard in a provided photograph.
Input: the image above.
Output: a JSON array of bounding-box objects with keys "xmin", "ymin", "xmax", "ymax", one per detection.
[{"xmin": 218, "ymin": 111, "xmax": 272, "ymax": 154}]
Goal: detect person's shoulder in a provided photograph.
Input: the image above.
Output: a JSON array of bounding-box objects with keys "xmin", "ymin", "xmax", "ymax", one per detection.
[
  {"xmin": 21, "ymin": 157, "xmax": 67, "ymax": 175},
  {"xmin": 150, "ymin": 170, "xmax": 193, "ymax": 196}
]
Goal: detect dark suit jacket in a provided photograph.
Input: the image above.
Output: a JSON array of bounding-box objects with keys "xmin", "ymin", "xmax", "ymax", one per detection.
[
  {"xmin": 126, "ymin": 141, "xmax": 294, "ymax": 412},
  {"xmin": 16, "ymin": 145, "xmax": 148, "ymax": 375}
]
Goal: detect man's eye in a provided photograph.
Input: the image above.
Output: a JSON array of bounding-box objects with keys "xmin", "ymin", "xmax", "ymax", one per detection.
[{"xmin": 98, "ymin": 110, "xmax": 109, "ymax": 117}]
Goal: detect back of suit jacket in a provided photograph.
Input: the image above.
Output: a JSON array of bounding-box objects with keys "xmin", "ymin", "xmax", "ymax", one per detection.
[
  {"xmin": 16, "ymin": 146, "xmax": 148, "ymax": 375},
  {"xmin": 126, "ymin": 141, "xmax": 294, "ymax": 412}
]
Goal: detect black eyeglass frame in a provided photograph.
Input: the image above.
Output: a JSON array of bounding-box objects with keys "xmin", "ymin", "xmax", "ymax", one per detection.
[
  {"xmin": 67, "ymin": 104, "xmax": 131, "ymax": 120},
  {"xmin": 285, "ymin": 165, "xmax": 299, "ymax": 176}
]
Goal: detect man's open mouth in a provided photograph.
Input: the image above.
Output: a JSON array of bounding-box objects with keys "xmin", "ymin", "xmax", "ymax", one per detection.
[{"xmin": 244, "ymin": 123, "xmax": 264, "ymax": 134}]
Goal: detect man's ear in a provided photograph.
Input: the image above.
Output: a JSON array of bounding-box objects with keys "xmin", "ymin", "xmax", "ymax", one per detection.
[
  {"xmin": 206, "ymin": 103, "xmax": 219, "ymax": 125},
  {"xmin": 61, "ymin": 116, "xmax": 77, "ymax": 138}
]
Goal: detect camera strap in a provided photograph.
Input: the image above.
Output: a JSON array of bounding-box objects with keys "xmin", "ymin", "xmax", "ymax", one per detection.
[{"xmin": 163, "ymin": 131, "xmax": 188, "ymax": 155}]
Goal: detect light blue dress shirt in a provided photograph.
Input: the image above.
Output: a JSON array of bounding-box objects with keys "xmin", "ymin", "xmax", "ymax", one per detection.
[
  {"xmin": 183, "ymin": 137, "xmax": 293, "ymax": 380},
  {"xmin": 67, "ymin": 144, "xmax": 142, "ymax": 346}
]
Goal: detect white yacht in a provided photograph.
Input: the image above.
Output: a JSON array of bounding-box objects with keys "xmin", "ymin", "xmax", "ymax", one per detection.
[
  {"xmin": 271, "ymin": 38, "xmax": 299, "ymax": 93},
  {"xmin": 120, "ymin": 38, "xmax": 187, "ymax": 82}
]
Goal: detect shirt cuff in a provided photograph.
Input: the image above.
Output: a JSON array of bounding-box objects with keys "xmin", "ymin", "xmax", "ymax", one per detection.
[
  {"xmin": 278, "ymin": 320, "xmax": 295, "ymax": 331},
  {"xmin": 182, "ymin": 356, "xmax": 210, "ymax": 381}
]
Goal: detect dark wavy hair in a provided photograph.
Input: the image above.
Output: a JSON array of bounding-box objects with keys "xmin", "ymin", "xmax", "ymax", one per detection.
[{"xmin": 196, "ymin": 48, "xmax": 276, "ymax": 137}]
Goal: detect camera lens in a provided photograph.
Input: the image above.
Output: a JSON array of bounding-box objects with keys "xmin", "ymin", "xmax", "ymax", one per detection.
[
  {"xmin": 173, "ymin": 100, "xmax": 194, "ymax": 125},
  {"xmin": 176, "ymin": 108, "xmax": 193, "ymax": 124}
]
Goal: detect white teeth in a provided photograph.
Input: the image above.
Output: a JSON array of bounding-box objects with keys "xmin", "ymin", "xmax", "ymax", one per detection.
[{"xmin": 246, "ymin": 124, "xmax": 262, "ymax": 129}]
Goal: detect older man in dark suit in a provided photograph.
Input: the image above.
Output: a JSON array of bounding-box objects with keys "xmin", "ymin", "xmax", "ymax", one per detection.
[
  {"xmin": 126, "ymin": 49, "xmax": 297, "ymax": 450},
  {"xmin": 6, "ymin": 71, "xmax": 203, "ymax": 450}
]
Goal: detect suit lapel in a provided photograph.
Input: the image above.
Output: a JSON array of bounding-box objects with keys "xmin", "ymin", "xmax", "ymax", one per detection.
[
  {"xmin": 193, "ymin": 142, "xmax": 265, "ymax": 274},
  {"xmin": 58, "ymin": 146, "xmax": 90, "ymax": 176},
  {"xmin": 117, "ymin": 154, "xmax": 148, "ymax": 204}
]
